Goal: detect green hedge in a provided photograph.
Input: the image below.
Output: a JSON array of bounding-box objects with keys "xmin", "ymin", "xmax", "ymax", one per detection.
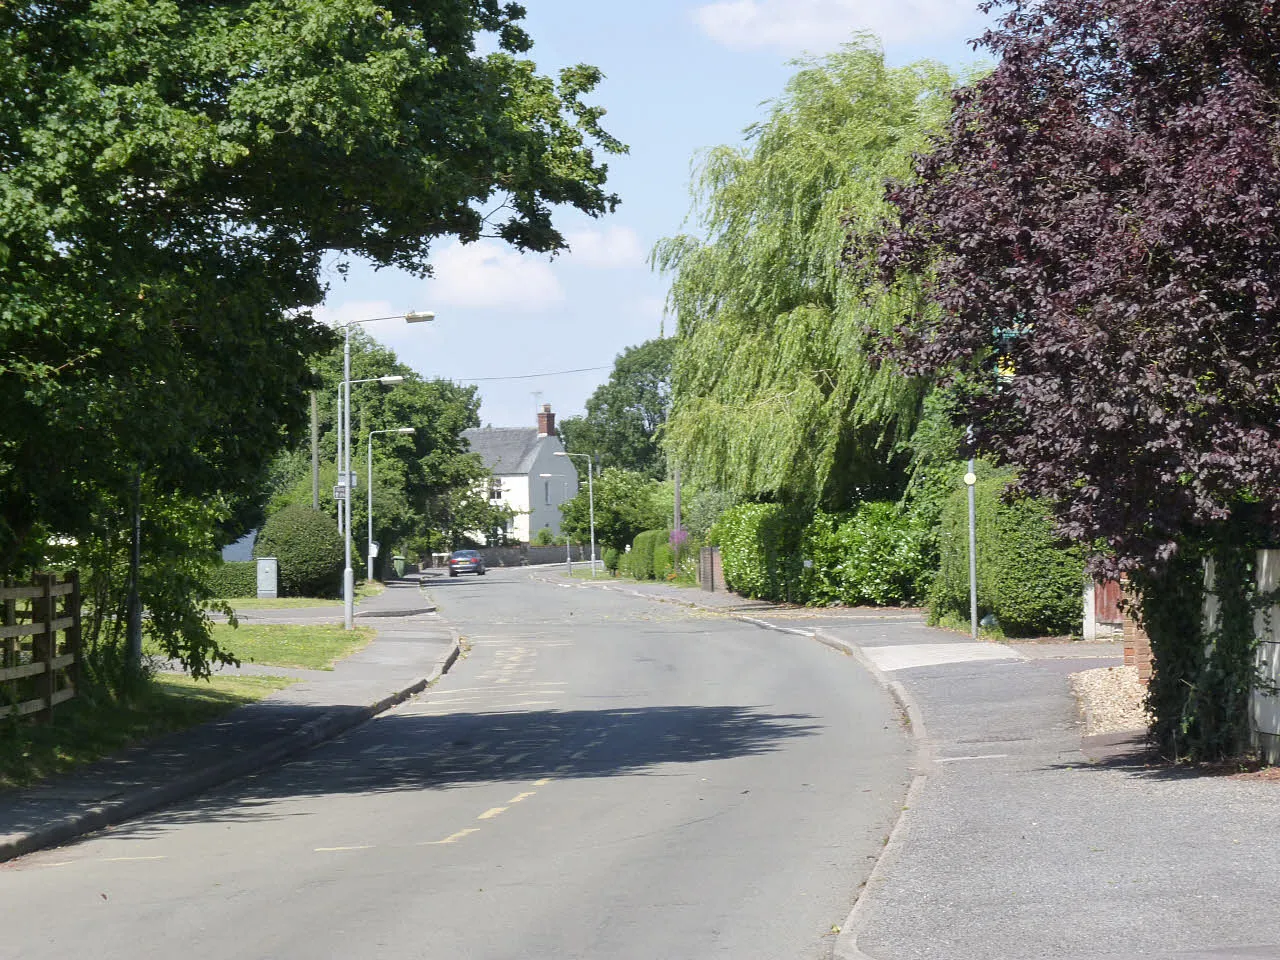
[
  {"xmin": 709, "ymin": 504, "xmax": 809, "ymax": 601},
  {"xmin": 207, "ymin": 560, "xmax": 257, "ymax": 599},
  {"xmin": 653, "ymin": 540, "xmax": 676, "ymax": 581},
  {"xmin": 603, "ymin": 546, "xmax": 620, "ymax": 574},
  {"xmin": 254, "ymin": 505, "xmax": 345, "ymax": 598},
  {"xmin": 931, "ymin": 473, "xmax": 1084, "ymax": 636},
  {"xmin": 803, "ymin": 503, "xmax": 932, "ymax": 606},
  {"xmin": 629, "ymin": 529, "xmax": 666, "ymax": 581}
]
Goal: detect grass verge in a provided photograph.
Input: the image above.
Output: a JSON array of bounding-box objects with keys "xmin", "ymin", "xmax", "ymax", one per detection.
[
  {"xmin": 0, "ymin": 673, "xmax": 293, "ymax": 791},
  {"xmin": 211, "ymin": 622, "xmax": 375, "ymax": 671}
]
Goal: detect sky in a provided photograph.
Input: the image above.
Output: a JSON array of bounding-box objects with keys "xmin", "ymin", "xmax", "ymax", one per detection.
[{"xmin": 315, "ymin": 0, "xmax": 994, "ymax": 432}]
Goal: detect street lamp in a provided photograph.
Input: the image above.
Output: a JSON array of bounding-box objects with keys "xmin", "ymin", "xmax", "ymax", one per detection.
[
  {"xmin": 368, "ymin": 427, "xmax": 416, "ymax": 582},
  {"xmin": 336, "ymin": 311, "xmax": 434, "ymax": 630},
  {"xmin": 554, "ymin": 451, "xmax": 596, "ymax": 577},
  {"xmin": 540, "ymin": 473, "xmax": 574, "ymax": 574},
  {"xmin": 335, "ymin": 375, "xmax": 405, "ymax": 536}
]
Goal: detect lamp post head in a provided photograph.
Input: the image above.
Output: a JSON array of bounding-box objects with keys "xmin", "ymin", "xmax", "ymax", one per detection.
[
  {"xmin": 397, "ymin": 427, "xmax": 416, "ymax": 434},
  {"xmin": 554, "ymin": 451, "xmax": 567, "ymax": 457},
  {"xmin": 379, "ymin": 375, "xmax": 405, "ymax": 384},
  {"xmin": 404, "ymin": 311, "xmax": 435, "ymax": 324}
]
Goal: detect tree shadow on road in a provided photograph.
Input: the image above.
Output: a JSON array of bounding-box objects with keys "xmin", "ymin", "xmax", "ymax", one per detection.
[{"xmin": 111, "ymin": 704, "xmax": 821, "ymax": 835}]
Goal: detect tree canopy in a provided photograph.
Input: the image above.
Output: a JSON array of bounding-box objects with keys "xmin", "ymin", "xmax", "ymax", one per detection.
[
  {"xmin": 559, "ymin": 337, "xmax": 675, "ymax": 479},
  {"xmin": 875, "ymin": 0, "xmax": 1280, "ymax": 570},
  {"xmin": 559, "ymin": 468, "xmax": 670, "ymax": 553},
  {"xmin": 654, "ymin": 41, "xmax": 962, "ymax": 509},
  {"xmin": 0, "ymin": 0, "xmax": 624, "ymax": 574}
]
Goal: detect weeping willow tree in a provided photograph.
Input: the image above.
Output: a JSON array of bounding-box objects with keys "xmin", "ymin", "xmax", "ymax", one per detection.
[{"xmin": 653, "ymin": 40, "xmax": 963, "ymax": 508}]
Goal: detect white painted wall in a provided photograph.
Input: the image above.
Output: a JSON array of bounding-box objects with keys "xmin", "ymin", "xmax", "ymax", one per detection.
[{"xmin": 1253, "ymin": 550, "xmax": 1280, "ymax": 764}]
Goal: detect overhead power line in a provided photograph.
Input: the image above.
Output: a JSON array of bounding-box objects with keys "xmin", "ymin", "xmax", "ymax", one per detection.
[{"xmin": 456, "ymin": 364, "xmax": 610, "ymax": 383}]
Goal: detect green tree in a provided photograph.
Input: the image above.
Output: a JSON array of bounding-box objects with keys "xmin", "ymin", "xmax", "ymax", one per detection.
[
  {"xmin": 653, "ymin": 40, "xmax": 961, "ymax": 509},
  {"xmin": 560, "ymin": 338, "xmax": 675, "ymax": 478},
  {"xmin": 0, "ymin": 0, "xmax": 622, "ymax": 689},
  {"xmin": 560, "ymin": 469, "xmax": 669, "ymax": 553}
]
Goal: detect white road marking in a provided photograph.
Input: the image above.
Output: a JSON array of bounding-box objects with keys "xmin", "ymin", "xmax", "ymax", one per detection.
[
  {"xmin": 100, "ymin": 856, "xmax": 166, "ymax": 862},
  {"xmin": 936, "ymin": 754, "xmax": 1011, "ymax": 763},
  {"xmin": 314, "ymin": 846, "xmax": 372, "ymax": 853}
]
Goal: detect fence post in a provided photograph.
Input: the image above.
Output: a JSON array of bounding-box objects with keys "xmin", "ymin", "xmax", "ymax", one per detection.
[
  {"xmin": 67, "ymin": 570, "xmax": 81, "ymax": 698},
  {"xmin": 2, "ymin": 577, "xmax": 14, "ymax": 670},
  {"xmin": 40, "ymin": 573, "xmax": 55, "ymax": 719}
]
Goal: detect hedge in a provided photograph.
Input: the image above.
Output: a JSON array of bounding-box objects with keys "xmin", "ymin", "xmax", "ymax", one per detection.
[
  {"xmin": 629, "ymin": 529, "xmax": 666, "ymax": 581},
  {"xmin": 603, "ymin": 546, "xmax": 621, "ymax": 575},
  {"xmin": 254, "ymin": 505, "xmax": 345, "ymax": 598},
  {"xmin": 803, "ymin": 503, "xmax": 932, "ymax": 606},
  {"xmin": 709, "ymin": 503, "xmax": 809, "ymax": 602},
  {"xmin": 930, "ymin": 472, "xmax": 1084, "ymax": 636},
  {"xmin": 653, "ymin": 540, "xmax": 676, "ymax": 581},
  {"xmin": 206, "ymin": 560, "xmax": 257, "ymax": 599}
]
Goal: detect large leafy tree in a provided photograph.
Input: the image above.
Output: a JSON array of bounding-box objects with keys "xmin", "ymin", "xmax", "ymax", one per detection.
[
  {"xmin": 559, "ymin": 468, "xmax": 670, "ymax": 553},
  {"xmin": 874, "ymin": 0, "xmax": 1280, "ymax": 759},
  {"xmin": 653, "ymin": 41, "xmax": 961, "ymax": 508},
  {"xmin": 0, "ymin": 0, "xmax": 624, "ymax": 573},
  {"xmin": 560, "ymin": 337, "xmax": 675, "ymax": 479}
]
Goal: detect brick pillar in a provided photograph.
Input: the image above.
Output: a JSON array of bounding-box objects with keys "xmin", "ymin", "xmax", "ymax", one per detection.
[{"xmin": 1121, "ymin": 585, "xmax": 1153, "ymax": 684}]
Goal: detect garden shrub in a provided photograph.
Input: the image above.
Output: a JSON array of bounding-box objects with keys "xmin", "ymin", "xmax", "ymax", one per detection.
[
  {"xmin": 603, "ymin": 546, "xmax": 620, "ymax": 575},
  {"xmin": 254, "ymin": 505, "xmax": 346, "ymax": 598},
  {"xmin": 803, "ymin": 503, "xmax": 932, "ymax": 606},
  {"xmin": 206, "ymin": 560, "xmax": 257, "ymax": 599},
  {"xmin": 710, "ymin": 503, "xmax": 809, "ymax": 601},
  {"xmin": 931, "ymin": 471, "xmax": 1084, "ymax": 636},
  {"xmin": 653, "ymin": 540, "xmax": 676, "ymax": 580},
  {"xmin": 630, "ymin": 529, "xmax": 666, "ymax": 581}
]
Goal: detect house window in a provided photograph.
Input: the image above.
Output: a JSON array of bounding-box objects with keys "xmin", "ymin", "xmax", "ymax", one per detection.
[
  {"xmin": 489, "ymin": 479, "xmax": 502, "ymax": 501},
  {"xmin": 545, "ymin": 480, "xmax": 551, "ymax": 505}
]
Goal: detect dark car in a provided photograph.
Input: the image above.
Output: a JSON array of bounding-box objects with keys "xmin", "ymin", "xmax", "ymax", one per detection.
[{"xmin": 448, "ymin": 549, "xmax": 486, "ymax": 577}]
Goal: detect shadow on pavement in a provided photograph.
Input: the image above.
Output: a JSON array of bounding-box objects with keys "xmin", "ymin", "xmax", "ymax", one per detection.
[{"xmin": 109, "ymin": 704, "xmax": 820, "ymax": 834}]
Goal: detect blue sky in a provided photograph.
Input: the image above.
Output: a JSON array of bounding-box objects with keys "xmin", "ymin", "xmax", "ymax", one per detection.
[{"xmin": 316, "ymin": 0, "xmax": 993, "ymax": 431}]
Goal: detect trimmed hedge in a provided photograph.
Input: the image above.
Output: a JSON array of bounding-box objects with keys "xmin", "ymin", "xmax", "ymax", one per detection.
[
  {"xmin": 803, "ymin": 503, "xmax": 932, "ymax": 606},
  {"xmin": 254, "ymin": 505, "xmax": 345, "ymax": 598},
  {"xmin": 630, "ymin": 529, "xmax": 666, "ymax": 581},
  {"xmin": 207, "ymin": 560, "xmax": 257, "ymax": 599},
  {"xmin": 603, "ymin": 546, "xmax": 620, "ymax": 574},
  {"xmin": 653, "ymin": 540, "xmax": 676, "ymax": 581},
  {"xmin": 931, "ymin": 473, "xmax": 1084, "ymax": 636},
  {"xmin": 709, "ymin": 503, "xmax": 808, "ymax": 601}
]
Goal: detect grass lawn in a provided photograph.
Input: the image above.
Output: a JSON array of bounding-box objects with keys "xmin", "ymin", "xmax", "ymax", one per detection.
[
  {"xmin": 0, "ymin": 673, "xmax": 293, "ymax": 791},
  {"xmin": 210, "ymin": 622, "xmax": 375, "ymax": 671},
  {"xmin": 217, "ymin": 580, "xmax": 386, "ymax": 610}
]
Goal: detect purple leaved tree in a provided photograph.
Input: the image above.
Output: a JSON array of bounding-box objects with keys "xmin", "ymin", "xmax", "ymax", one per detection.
[{"xmin": 869, "ymin": 0, "xmax": 1280, "ymax": 759}]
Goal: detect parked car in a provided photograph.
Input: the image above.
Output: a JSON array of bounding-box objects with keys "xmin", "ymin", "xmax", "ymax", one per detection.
[{"xmin": 448, "ymin": 549, "xmax": 486, "ymax": 577}]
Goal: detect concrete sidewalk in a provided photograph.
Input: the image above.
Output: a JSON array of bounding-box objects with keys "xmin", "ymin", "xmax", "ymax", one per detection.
[
  {"xmin": 0, "ymin": 575, "xmax": 459, "ymax": 863},
  {"xmin": 566, "ymin": 574, "xmax": 1280, "ymax": 960}
]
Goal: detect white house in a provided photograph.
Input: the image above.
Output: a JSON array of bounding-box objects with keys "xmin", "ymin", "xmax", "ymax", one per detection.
[{"xmin": 462, "ymin": 405, "xmax": 579, "ymax": 543}]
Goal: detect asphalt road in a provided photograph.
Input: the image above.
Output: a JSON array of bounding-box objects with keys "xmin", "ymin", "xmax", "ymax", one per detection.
[{"xmin": 0, "ymin": 568, "xmax": 911, "ymax": 960}]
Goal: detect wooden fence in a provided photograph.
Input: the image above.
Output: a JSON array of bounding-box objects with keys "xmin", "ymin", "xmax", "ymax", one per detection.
[{"xmin": 1, "ymin": 571, "xmax": 81, "ymax": 721}]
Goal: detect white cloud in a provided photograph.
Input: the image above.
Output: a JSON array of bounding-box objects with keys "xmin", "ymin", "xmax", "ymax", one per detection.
[
  {"xmin": 429, "ymin": 240, "xmax": 564, "ymax": 311},
  {"xmin": 694, "ymin": 0, "xmax": 982, "ymax": 53},
  {"xmin": 563, "ymin": 225, "xmax": 647, "ymax": 269}
]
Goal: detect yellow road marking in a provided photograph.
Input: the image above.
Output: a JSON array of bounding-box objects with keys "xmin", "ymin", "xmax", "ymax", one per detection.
[
  {"xmin": 477, "ymin": 806, "xmax": 507, "ymax": 820},
  {"xmin": 314, "ymin": 845, "xmax": 372, "ymax": 852},
  {"xmin": 507, "ymin": 791, "xmax": 536, "ymax": 804},
  {"xmin": 422, "ymin": 828, "xmax": 479, "ymax": 845},
  {"xmin": 534, "ymin": 778, "xmax": 551, "ymax": 786}
]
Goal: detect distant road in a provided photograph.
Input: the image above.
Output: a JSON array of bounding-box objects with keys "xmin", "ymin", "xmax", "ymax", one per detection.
[{"xmin": 0, "ymin": 567, "xmax": 911, "ymax": 960}]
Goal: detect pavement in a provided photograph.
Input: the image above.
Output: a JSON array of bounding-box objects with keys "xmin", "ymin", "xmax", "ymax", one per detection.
[
  {"xmin": 0, "ymin": 574, "xmax": 459, "ymax": 863},
  {"xmin": 567, "ymin": 574, "xmax": 1280, "ymax": 960}
]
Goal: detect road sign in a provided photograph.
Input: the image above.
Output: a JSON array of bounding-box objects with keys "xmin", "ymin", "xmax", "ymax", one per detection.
[{"xmin": 333, "ymin": 484, "xmax": 348, "ymax": 500}]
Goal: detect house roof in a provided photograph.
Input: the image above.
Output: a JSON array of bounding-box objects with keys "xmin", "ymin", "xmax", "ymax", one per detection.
[{"xmin": 462, "ymin": 427, "xmax": 544, "ymax": 475}]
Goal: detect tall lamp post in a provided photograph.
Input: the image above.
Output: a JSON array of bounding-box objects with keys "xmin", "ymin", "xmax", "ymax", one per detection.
[
  {"xmin": 554, "ymin": 451, "xmax": 595, "ymax": 577},
  {"xmin": 336, "ymin": 375, "xmax": 404, "ymax": 535},
  {"xmin": 337, "ymin": 311, "xmax": 434, "ymax": 630},
  {"xmin": 368, "ymin": 427, "xmax": 416, "ymax": 581}
]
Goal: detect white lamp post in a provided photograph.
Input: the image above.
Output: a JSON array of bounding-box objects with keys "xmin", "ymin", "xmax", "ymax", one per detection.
[
  {"xmin": 554, "ymin": 451, "xmax": 596, "ymax": 577},
  {"xmin": 335, "ymin": 375, "xmax": 404, "ymax": 535},
  {"xmin": 368, "ymin": 427, "xmax": 416, "ymax": 581},
  {"xmin": 337, "ymin": 311, "xmax": 434, "ymax": 630}
]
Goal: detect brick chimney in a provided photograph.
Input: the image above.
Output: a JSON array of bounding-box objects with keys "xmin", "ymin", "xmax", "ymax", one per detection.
[{"xmin": 537, "ymin": 403, "xmax": 556, "ymax": 437}]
